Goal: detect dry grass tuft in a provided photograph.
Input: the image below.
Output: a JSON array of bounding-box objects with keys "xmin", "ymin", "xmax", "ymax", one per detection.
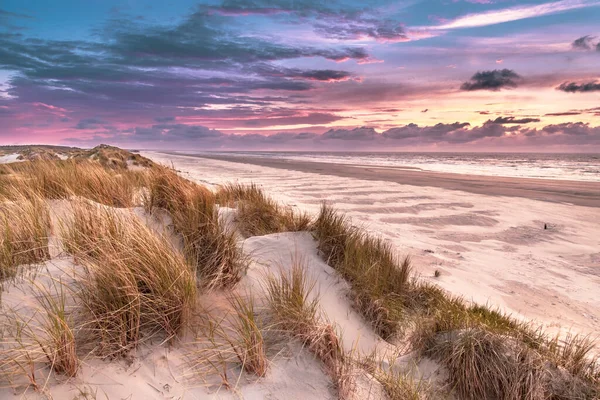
[
  {"xmin": 0, "ymin": 195, "xmax": 50, "ymax": 282},
  {"xmin": 145, "ymin": 167, "xmax": 247, "ymax": 288},
  {"xmin": 227, "ymin": 294, "xmax": 268, "ymax": 377},
  {"xmin": 424, "ymin": 326, "xmax": 599, "ymax": 399},
  {"xmin": 0, "ymin": 279, "xmax": 78, "ymax": 392},
  {"xmin": 63, "ymin": 201, "xmax": 196, "ymax": 357},
  {"xmin": 33, "ymin": 280, "xmax": 79, "ymax": 378},
  {"xmin": 0, "ymin": 160, "xmax": 147, "ymax": 207},
  {"xmin": 314, "ymin": 204, "xmax": 411, "ymax": 338},
  {"xmin": 191, "ymin": 293, "xmax": 268, "ymax": 385},
  {"xmin": 264, "ymin": 258, "xmax": 351, "ymax": 397},
  {"xmin": 216, "ymin": 182, "xmax": 311, "ymax": 236}
]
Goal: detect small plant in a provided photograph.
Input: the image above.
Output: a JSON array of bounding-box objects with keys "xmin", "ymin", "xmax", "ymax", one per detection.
[
  {"xmin": 144, "ymin": 167, "xmax": 247, "ymax": 288},
  {"xmin": 216, "ymin": 182, "xmax": 311, "ymax": 236},
  {"xmin": 33, "ymin": 279, "xmax": 79, "ymax": 377},
  {"xmin": 434, "ymin": 270, "xmax": 441, "ymax": 278},
  {"xmin": 0, "ymin": 195, "xmax": 50, "ymax": 282},
  {"xmin": 227, "ymin": 293, "xmax": 268, "ymax": 377},
  {"xmin": 313, "ymin": 204, "xmax": 412, "ymax": 338},
  {"xmin": 264, "ymin": 257, "xmax": 348, "ymax": 397},
  {"xmin": 63, "ymin": 201, "xmax": 196, "ymax": 357}
]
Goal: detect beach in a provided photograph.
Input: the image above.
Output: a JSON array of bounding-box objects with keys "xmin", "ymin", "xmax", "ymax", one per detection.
[{"xmin": 146, "ymin": 151, "xmax": 600, "ymax": 338}]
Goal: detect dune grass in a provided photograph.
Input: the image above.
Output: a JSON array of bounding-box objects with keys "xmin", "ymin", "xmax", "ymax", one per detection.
[
  {"xmin": 264, "ymin": 258, "xmax": 351, "ymax": 398},
  {"xmin": 411, "ymin": 290, "xmax": 600, "ymax": 399},
  {"xmin": 145, "ymin": 167, "xmax": 247, "ymax": 288},
  {"xmin": 313, "ymin": 204, "xmax": 412, "ymax": 338},
  {"xmin": 227, "ymin": 294, "xmax": 268, "ymax": 377},
  {"xmin": 216, "ymin": 183, "xmax": 311, "ymax": 237},
  {"xmin": 191, "ymin": 293, "xmax": 268, "ymax": 386},
  {"xmin": 0, "ymin": 195, "xmax": 50, "ymax": 282},
  {"xmin": 0, "ymin": 160, "xmax": 147, "ymax": 207},
  {"xmin": 63, "ymin": 201, "xmax": 196, "ymax": 357},
  {"xmin": 0, "ymin": 279, "xmax": 78, "ymax": 392},
  {"xmin": 32, "ymin": 280, "xmax": 79, "ymax": 378}
]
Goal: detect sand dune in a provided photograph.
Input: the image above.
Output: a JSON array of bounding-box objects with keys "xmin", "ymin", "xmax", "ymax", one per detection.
[{"xmin": 146, "ymin": 152, "xmax": 600, "ymax": 338}]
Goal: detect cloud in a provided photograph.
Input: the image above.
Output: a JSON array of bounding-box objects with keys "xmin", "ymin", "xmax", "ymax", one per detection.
[
  {"xmin": 208, "ymin": 1, "xmax": 408, "ymax": 42},
  {"xmin": 314, "ymin": 18, "xmax": 408, "ymax": 42},
  {"xmin": 557, "ymin": 81, "xmax": 600, "ymax": 92},
  {"xmin": 544, "ymin": 111, "xmax": 581, "ymax": 116},
  {"xmin": 75, "ymin": 118, "xmax": 109, "ymax": 130},
  {"xmin": 0, "ymin": 8, "xmax": 33, "ymax": 19},
  {"xmin": 460, "ymin": 69, "xmax": 521, "ymax": 91},
  {"xmin": 321, "ymin": 126, "xmax": 379, "ymax": 140},
  {"xmin": 491, "ymin": 116, "xmax": 540, "ymax": 124},
  {"xmin": 572, "ymin": 35, "xmax": 596, "ymax": 50},
  {"xmin": 425, "ymin": 0, "xmax": 600, "ymax": 30},
  {"xmin": 64, "ymin": 119, "xmax": 600, "ymax": 150},
  {"xmin": 154, "ymin": 116, "xmax": 176, "ymax": 122}
]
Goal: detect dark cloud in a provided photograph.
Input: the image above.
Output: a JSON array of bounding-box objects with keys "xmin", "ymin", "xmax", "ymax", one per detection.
[
  {"xmin": 321, "ymin": 127, "xmax": 379, "ymax": 140},
  {"xmin": 275, "ymin": 69, "xmax": 354, "ymax": 82},
  {"xmin": 314, "ymin": 18, "xmax": 408, "ymax": 42},
  {"xmin": 0, "ymin": 8, "xmax": 33, "ymax": 19},
  {"xmin": 460, "ymin": 69, "xmax": 521, "ymax": 91},
  {"xmin": 0, "ymin": 5, "xmax": 371, "ymax": 127},
  {"xmin": 64, "ymin": 120, "xmax": 600, "ymax": 150},
  {"xmin": 491, "ymin": 116, "xmax": 540, "ymax": 124},
  {"xmin": 208, "ymin": 1, "xmax": 408, "ymax": 42},
  {"xmin": 544, "ymin": 111, "xmax": 581, "ymax": 116},
  {"xmin": 557, "ymin": 81, "xmax": 600, "ymax": 93},
  {"xmin": 75, "ymin": 118, "xmax": 109, "ymax": 130},
  {"xmin": 154, "ymin": 116, "xmax": 176, "ymax": 122},
  {"xmin": 572, "ymin": 35, "xmax": 596, "ymax": 50}
]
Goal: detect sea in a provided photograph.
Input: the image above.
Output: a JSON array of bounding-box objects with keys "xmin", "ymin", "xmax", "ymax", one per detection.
[{"xmin": 196, "ymin": 152, "xmax": 600, "ymax": 182}]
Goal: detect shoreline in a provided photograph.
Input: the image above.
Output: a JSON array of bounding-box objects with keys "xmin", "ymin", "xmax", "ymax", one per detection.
[{"xmin": 163, "ymin": 152, "xmax": 600, "ymax": 208}]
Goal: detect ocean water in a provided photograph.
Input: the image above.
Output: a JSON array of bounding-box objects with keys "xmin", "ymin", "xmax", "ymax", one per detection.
[{"xmin": 198, "ymin": 152, "xmax": 600, "ymax": 182}]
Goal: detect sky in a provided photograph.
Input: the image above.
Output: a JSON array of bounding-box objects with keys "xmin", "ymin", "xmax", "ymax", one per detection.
[{"xmin": 0, "ymin": 0, "xmax": 599, "ymax": 151}]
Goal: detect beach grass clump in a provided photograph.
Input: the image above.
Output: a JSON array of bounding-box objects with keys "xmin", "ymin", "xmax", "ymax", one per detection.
[
  {"xmin": 227, "ymin": 294, "xmax": 268, "ymax": 377},
  {"xmin": 193, "ymin": 293, "xmax": 268, "ymax": 382},
  {"xmin": 216, "ymin": 182, "xmax": 311, "ymax": 237},
  {"xmin": 360, "ymin": 353, "xmax": 429, "ymax": 400},
  {"xmin": 0, "ymin": 195, "xmax": 50, "ymax": 282},
  {"xmin": 63, "ymin": 201, "xmax": 196, "ymax": 357},
  {"xmin": 74, "ymin": 144, "xmax": 154, "ymax": 169},
  {"xmin": 33, "ymin": 280, "xmax": 79, "ymax": 378},
  {"xmin": 313, "ymin": 204, "xmax": 412, "ymax": 338},
  {"xmin": 1, "ymin": 159, "xmax": 147, "ymax": 207},
  {"xmin": 145, "ymin": 167, "xmax": 247, "ymax": 288},
  {"xmin": 414, "ymin": 299, "xmax": 600, "ymax": 399},
  {"xmin": 428, "ymin": 327, "xmax": 546, "ymax": 400},
  {"xmin": 264, "ymin": 259, "xmax": 349, "ymax": 396}
]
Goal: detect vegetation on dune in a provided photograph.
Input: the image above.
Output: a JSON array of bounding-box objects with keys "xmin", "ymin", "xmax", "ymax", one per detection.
[
  {"xmin": 145, "ymin": 167, "xmax": 247, "ymax": 288},
  {"xmin": 191, "ymin": 293, "xmax": 268, "ymax": 385},
  {"xmin": 0, "ymin": 159, "xmax": 148, "ymax": 207},
  {"xmin": 313, "ymin": 203, "xmax": 412, "ymax": 338},
  {"xmin": 216, "ymin": 182, "xmax": 311, "ymax": 236},
  {"xmin": 63, "ymin": 201, "xmax": 196, "ymax": 357},
  {"xmin": 264, "ymin": 258, "xmax": 352, "ymax": 398},
  {"xmin": 1, "ymin": 146, "xmax": 598, "ymax": 399},
  {"xmin": 0, "ymin": 195, "xmax": 50, "ymax": 282},
  {"xmin": 314, "ymin": 204, "xmax": 600, "ymax": 398}
]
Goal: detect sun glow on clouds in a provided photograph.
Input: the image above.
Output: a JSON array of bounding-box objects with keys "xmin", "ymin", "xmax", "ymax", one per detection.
[
  {"xmin": 1, "ymin": 0, "xmax": 599, "ymax": 149},
  {"xmin": 425, "ymin": 0, "xmax": 600, "ymax": 30}
]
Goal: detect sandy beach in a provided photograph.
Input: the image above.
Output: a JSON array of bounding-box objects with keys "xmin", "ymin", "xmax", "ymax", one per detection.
[{"xmin": 147, "ymin": 151, "xmax": 600, "ymax": 338}]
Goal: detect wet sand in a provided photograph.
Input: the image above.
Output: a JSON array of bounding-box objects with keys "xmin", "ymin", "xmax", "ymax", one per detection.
[{"xmin": 174, "ymin": 153, "xmax": 600, "ymax": 208}]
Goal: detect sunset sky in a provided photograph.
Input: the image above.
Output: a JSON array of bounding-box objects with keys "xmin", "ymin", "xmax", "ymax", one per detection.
[{"xmin": 1, "ymin": 0, "xmax": 599, "ymax": 151}]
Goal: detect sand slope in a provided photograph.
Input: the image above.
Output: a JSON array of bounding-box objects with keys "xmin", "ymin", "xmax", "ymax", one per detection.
[{"xmin": 145, "ymin": 152, "xmax": 600, "ymax": 338}]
